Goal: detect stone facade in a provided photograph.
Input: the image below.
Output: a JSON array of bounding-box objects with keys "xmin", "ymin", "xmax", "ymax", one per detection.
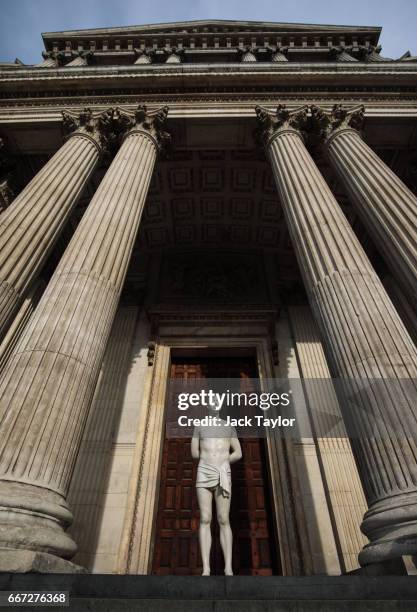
[{"xmin": 0, "ymin": 19, "xmax": 416, "ymax": 576}]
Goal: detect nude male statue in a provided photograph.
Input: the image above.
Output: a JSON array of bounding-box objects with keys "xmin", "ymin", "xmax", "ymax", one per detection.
[{"xmin": 191, "ymin": 400, "xmax": 242, "ymax": 576}]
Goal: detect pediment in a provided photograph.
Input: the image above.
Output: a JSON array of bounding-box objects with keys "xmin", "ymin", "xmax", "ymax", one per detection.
[{"xmin": 43, "ymin": 19, "xmax": 381, "ymax": 41}]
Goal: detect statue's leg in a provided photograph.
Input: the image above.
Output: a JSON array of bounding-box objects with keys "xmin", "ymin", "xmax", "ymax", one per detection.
[
  {"xmin": 215, "ymin": 487, "xmax": 233, "ymax": 576},
  {"xmin": 196, "ymin": 487, "xmax": 213, "ymax": 576}
]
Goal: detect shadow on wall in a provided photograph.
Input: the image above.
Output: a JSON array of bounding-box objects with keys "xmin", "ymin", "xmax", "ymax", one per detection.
[
  {"xmin": 286, "ymin": 305, "xmax": 368, "ymax": 575},
  {"xmin": 67, "ymin": 305, "xmax": 147, "ymax": 572}
]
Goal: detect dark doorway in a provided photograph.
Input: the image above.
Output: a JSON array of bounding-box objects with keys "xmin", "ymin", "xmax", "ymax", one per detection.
[{"xmin": 152, "ymin": 354, "xmax": 280, "ymax": 575}]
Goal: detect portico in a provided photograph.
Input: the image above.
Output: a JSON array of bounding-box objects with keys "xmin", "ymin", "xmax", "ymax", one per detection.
[{"xmin": 0, "ymin": 19, "xmax": 416, "ymax": 578}]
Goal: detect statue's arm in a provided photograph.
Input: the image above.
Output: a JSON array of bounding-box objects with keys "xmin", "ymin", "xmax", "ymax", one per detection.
[
  {"xmin": 229, "ymin": 436, "xmax": 242, "ymax": 464},
  {"xmin": 191, "ymin": 427, "xmax": 200, "ymax": 460}
]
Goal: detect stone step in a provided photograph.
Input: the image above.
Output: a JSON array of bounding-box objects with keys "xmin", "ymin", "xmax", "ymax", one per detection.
[{"xmin": 2, "ymin": 575, "xmax": 417, "ymax": 611}]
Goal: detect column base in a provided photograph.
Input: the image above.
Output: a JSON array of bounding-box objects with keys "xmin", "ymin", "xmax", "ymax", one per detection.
[
  {"xmin": 0, "ymin": 549, "xmax": 86, "ymax": 574},
  {"xmin": 355, "ymin": 558, "xmax": 406, "ymax": 576},
  {"xmin": 0, "ymin": 480, "xmax": 77, "ymax": 560},
  {"xmin": 360, "ymin": 491, "xmax": 417, "ymax": 566},
  {"xmin": 359, "ymin": 535, "xmax": 417, "ymax": 566}
]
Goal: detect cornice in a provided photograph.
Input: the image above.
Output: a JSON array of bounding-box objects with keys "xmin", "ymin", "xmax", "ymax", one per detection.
[
  {"xmin": 0, "ymin": 63, "xmax": 416, "ymax": 102},
  {"xmin": 2, "ymin": 62, "xmax": 416, "ymax": 82}
]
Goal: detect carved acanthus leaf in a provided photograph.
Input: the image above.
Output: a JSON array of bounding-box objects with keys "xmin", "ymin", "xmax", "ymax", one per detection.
[
  {"xmin": 236, "ymin": 46, "xmax": 257, "ymax": 62},
  {"xmin": 134, "ymin": 48, "xmax": 156, "ymax": 64},
  {"xmin": 358, "ymin": 44, "xmax": 385, "ymax": 61},
  {"xmin": 61, "ymin": 105, "xmax": 170, "ymax": 154},
  {"xmin": 164, "ymin": 48, "xmax": 185, "ymax": 63},
  {"xmin": 113, "ymin": 104, "xmax": 171, "ymax": 153},
  {"xmin": 270, "ymin": 46, "xmax": 288, "ymax": 62},
  {"xmin": 41, "ymin": 50, "xmax": 66, "ymax": 66},
  {"xmin": 329, "ymin": 46, "xmax": 358, "ymax": 62},
  {"xmin": 310, "ymin": 104, "xmax": 365, "ymax": 141},
  {"xmin": 62, "ymin": 107, "xmax": 127, "ymax": 153},
  {"xmin": 255, "ymin": 104, "xmax": 309, "ymax": 147}
]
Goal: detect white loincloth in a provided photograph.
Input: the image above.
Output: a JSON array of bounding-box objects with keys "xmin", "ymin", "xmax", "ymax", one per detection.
[{"xmin": 196, "ymin": 461, "xmax": 231, "ymax": 497}]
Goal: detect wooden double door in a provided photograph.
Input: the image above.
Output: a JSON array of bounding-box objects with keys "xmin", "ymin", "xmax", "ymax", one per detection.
[{"xmin": 152, "ymin": 355, "xmax": 280, "ymax": 575}]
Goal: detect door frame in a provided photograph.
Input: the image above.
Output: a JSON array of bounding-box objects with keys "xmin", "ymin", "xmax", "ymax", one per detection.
[{"xmin": 117, "ymin": 326, "xmax": 304, "ymax": 575}]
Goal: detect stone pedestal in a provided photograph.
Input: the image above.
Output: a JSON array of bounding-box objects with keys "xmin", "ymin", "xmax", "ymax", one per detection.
[
  {"xmin": 0, "ymin": 108, "xmax": 113, "ymax": 339},
  {"xmin": 313, "ymin": 104, "xmax": 417, "ymax": 304},
  {"xmin": 0, "ymin": 105, "xmax": 169, "ymax": 572},
  {"xmin": 256, "ymin": 104, "xmax": 417, "ymax": 567}
]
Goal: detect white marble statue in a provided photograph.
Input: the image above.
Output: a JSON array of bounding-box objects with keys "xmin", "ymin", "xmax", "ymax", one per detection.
[{"xmin": 191, "ymin": 398, "xmax": 242, "ymax": 576}]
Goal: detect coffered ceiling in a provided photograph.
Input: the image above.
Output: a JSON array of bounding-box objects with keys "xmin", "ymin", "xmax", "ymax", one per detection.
[{"xmin": 9, "ymin": 128, "xmax": 416, "ymax": 304}]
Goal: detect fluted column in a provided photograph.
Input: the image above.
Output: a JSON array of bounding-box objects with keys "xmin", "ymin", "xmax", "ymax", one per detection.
[
  {"xmin": 0, "ymin": 108, "xmax": 115, "ymax": 340},
  {"xmin": 0, "ymin": 278, "xmax": 44, "ymax": 374},
  {"xmin": 0, "ymin": 105, "xmax": 169, "ymax": 572},
  {"xmin": 35, "ymin": 51, "xmax": 64, "ymax": 68},
  {"xmin": 312, "ymin": 104, "xmax": 417, "ymax": 304},
  {"xmin": 256, "ymin": 104, "xmax": 417, "ymax": 567},
  {"xmin": 0, "ymin": 137, "xmax": 15, "ymax": 212}
]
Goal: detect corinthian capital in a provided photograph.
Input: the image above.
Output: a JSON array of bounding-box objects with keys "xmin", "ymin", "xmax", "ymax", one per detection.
[
  {"xmin": 255, "ymin": 104, "xmax": 309, "ymax": 148},
  {"xmin": 62, "ymin": 107, "xmax": 120, "ymax": 154},
  {"xmin": 134, "ymin": 48, "xmax": 156, "ymax": 64},
  {"xmin": 310, "ymin": 104, "xmax": 365, "ymax": 143},
  {"xmin": 42, "ymin": 50, "xmax": 66, "ymax": 66},
  {"xmin": 62, "ymin": 105, "xmax": 170, "ymax": 156},
  {"xmin": 115, "ymin": 105, "xmax": 171, "ymax": 153}
]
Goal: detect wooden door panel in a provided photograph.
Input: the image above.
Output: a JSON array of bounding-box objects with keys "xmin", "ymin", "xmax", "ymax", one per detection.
[{"xmin": 152, "ymin": 356, "xmax": 280, "ymax": 575}]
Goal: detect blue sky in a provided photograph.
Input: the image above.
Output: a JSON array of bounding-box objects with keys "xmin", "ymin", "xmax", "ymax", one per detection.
[{"xmin": 1, "ymin": 0, "xmax": 416, "ymax": 64}]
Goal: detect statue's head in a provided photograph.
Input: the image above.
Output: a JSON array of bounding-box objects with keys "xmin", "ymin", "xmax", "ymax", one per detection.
[{"xmin": 207, "ymin": 395, "xmax": 221, "ymax": 412}]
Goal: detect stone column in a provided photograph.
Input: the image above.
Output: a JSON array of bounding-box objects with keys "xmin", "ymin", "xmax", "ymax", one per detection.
[
  {"xmin": 0, "ymin": 108, "xmax": 114, "ymax": 340},
  {"xmin": 0, "ymin": 279, "xmax": 44, "ymax": 374},
  {"xmin": 312, "ymin": 104, "xmax": 417, "ymax": 304},
  {"xmin": 0, "ymin": 137, "xmax": 15, "ymax": 213},
  {"xmin": 382, "ymin": 275, "xmax": 417, "ymax": 346},
  {"xmin": 256, "ymin": 104, "xmax": 417, "ymax": 567},
  {"xmin": 0, "ymin": 178, "xmax": 14, "ymax": 214},
  {"xmin": 0, "ymin": 105, "xmax": 169, "ymax": 572},
  {"xmin": 35, "ymin": 51, "xmax": 64, "ymax": 68}
]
